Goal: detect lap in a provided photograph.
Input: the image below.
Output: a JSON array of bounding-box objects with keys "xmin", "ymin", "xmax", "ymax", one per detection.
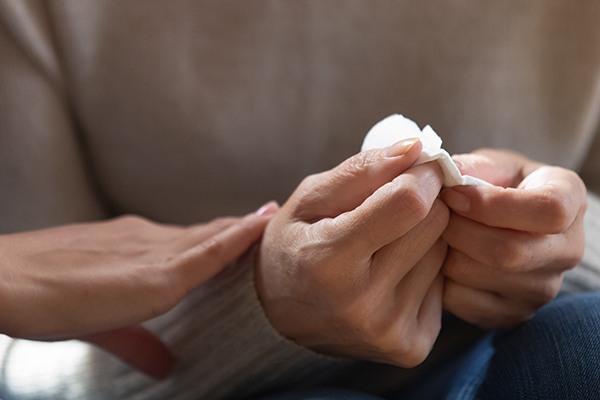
[
  {"xmin": 265, "ymin": 292, "xmax": 600, "ymax": 400},
  {"xmin": 473, "ymin": 292, "xmax": 600, "ymax": 399}
]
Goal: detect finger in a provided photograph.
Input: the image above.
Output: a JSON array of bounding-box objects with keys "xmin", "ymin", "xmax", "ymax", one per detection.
[
  {"xmin": 442, "ymin": 212, "xmax": 580, "ymax": 273},
  {"xmin": 81, "ymin": 325, "xmax": 173, "ymax": 380},
  {"xmin": 170, "ymin": 217, "xmax": 242, "ymax": 254},
  {"xmin": 441, "ymin": 167, "xmax": 586, "ymax": 234},
  {"xmin": 387, "ymin": 273, "xmax": 444, "ymax": 368},
  {"xmin": 417, "ymin": 272, "xmax": 444, "ymax": 332},
  {"xmin": 291, "ymin": 139, "xmax": 422, "ymax": 220},
  {"xmin": 172, "ymin": 205, "xmax": 277, "ymax": 290},
  {"xmin": 397, "ymin": 272, "xmax": 444, "ymax": 367},
  {"xmin": 442, "ymin": 248, "xmax": 563, "ymax": 306},
  {"xmin": 372, "ymin": 200, "xmax": 448, "ymax": 285},
  {"xmin": 443, "ymin": 279, "xmax": 535, "ymax": 329},
  {"xmin": 327, "ymin": 162, "xmax": 445, "ymax": 254},
  {"xmin": 394, "ymin": 237, "xmax": 448, "ymax": 310},
  {"xmin": 174, "ymin": 203, "xmax": 280, "ymax": 254}
]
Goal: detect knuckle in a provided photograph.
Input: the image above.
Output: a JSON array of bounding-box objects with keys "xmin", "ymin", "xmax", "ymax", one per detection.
[
  {"xmin": 340, "ymin": 151, "xmax": 379, "ymax": 178},
  {"xmin": 539, "ymin": 190, "xmax": 573, "ymax": 233},
  {"xmin": 371, "ymin": 331, "xmax": 401, "ymax": 356},
  {"xmin": 294, "ymin": 173, "xmax": 329, "ymax": 213},
  {"xmin": 443, "ymin": 250, "xmax": 470, "ymax": 280},
  {"xmin": 562, "ymin": 228, "xmax": 586, "ymax": 271},
  {"xmin": 354, "ymin": 311, "xmax": 442, "ymax": 368},
  {"xmin": 562, "ymin": 224, "xmax": 586, "ymax": 271},
  {"xmin": 394, "ymin": 328, "xmax": 439, "ymax": 368},
  {"xmin": 427, "ymin": 199, "xmax": 450, "ymax": 229},
  {"xmin": 296, "ymin": 234, "xmax": 330, "ymax": 263},
  {"xmin": 198, "ymin": 237, "xmax": 225, "ymax": 259},
  {"xmin": 394, "ymin": 184, "xmax": 430, "ymax": 222},
  {"xmin": 109, "ymin": 215, "xmax": 154, "ymax": 236},
  {"xmin": 297, "ymin": 173, "xmax": 321, "ymax": 194},
  {"xmin": 488, "ymin": 239, "xmax": 529, "ymax": 272},
  {"xmin": 411, "ymin": 333, "xmax": 438, "ymax": 366},
  {"xmin": 570, "ymin": 245, "xmax": 586, "ymax": 269},
  {"xmin": 537, "ymin": 283, "xmax": 560, "ymax": 306},
  {"xmin": 533, "ymin": 275, "xmax": 562, "ymax": 306},
  {"xmin": 431, "ymin": 237, "xmax": 449, "ymax": 262}
]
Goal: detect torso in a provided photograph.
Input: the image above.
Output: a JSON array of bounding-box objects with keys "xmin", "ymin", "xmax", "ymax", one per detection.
[{"xmin": 50, "ymin": 0, "xmax": 600, "ymax": 223}]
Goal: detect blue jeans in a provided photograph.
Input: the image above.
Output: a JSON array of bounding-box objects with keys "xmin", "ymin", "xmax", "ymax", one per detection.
[{"xmin": 260, "ymin": 293, "xmax": 600, "ymax": 400}]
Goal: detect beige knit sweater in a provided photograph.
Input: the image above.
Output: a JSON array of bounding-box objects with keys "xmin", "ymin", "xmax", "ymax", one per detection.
[{"xmin": 1, "ymin": 1, "xmax": 600, "ymax": 399}]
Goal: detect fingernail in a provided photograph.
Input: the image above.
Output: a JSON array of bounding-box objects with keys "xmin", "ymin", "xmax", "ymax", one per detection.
[
  {"xmin": 256, "ymin": 201, "xmax": 279, "ymax": 216},
  {"xmin": 441, "ymin": 188, "xmax": 470, "ymax": 213},
  {"xmin": 384, "ymin": 138, "xmax": 420, "ymax": 158}
]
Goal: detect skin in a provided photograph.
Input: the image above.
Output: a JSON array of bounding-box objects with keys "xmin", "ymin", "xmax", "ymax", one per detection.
[
  {"xmin": 0, "ymin": 202, "xmax": 278, "ymax": 379},
  {"xmin": 440, "ymin": 149, "xmax": 587, "ymax": 329},
  {"xmin": 257, "ymin": 139, "xmax": 450, "ymax": 367}
]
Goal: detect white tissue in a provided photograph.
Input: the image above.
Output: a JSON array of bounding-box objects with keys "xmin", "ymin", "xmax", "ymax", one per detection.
[{"xmin": 361, "ymin": 114, "xmax": 491, "ymax": 187}]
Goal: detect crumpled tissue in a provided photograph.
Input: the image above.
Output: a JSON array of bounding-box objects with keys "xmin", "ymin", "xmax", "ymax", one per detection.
[{"xmin": 361, "ymin": 114, "xmax": 491, "ymax": 187}]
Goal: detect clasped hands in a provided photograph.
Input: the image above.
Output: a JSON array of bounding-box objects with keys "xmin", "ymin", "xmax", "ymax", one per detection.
[{"xmin": 257, "ymin": 139, "xmax": 587, "ymax": 367}]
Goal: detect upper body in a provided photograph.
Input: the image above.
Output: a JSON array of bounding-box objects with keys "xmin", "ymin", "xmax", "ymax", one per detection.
[{"xmin": 1, "ymin": 1, "xmax": 600, "ymax": 399}]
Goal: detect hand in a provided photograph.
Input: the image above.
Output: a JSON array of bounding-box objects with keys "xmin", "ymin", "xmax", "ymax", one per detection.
[
  {"xmin": 440, "ymin": 149, "xmax": 587, "ymax": 329},
  {"xmin": 0, "ymin": 203, "xmax": 277, "ymax": 378},
  {"xmin": 257, "ymin": 139, "xmax": 449, "ymax": 367}
]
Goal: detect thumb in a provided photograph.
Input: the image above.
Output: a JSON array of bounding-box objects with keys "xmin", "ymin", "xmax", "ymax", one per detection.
[
  {"xmin": 292, "ymin": 138, "xmax": 422, "ymax": 219},
  {"xmin": 79, "ymin": 325, "xmax": 174, "ymax": 380}
]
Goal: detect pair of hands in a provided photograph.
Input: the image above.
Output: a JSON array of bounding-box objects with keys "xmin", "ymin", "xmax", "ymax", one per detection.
[
  {"xmin": 257, "ymin": 139, "xmax": 587, "ymax": 367},
  {"xmin": 0, "ymin": 139, "xmax": 586, "ymax": 378}
]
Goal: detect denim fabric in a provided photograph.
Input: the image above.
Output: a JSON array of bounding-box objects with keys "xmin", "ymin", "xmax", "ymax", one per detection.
[
  {"xmin": 473, "ymin": 292, "xmax": 600, "ymax": 399},
  {"xmin": 261, "ymin": 293, "xmax": 600, "ymax": 400},
  {"xmin": 442, "ymin": 333, "xmax": 495, "ymax": 400}
]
